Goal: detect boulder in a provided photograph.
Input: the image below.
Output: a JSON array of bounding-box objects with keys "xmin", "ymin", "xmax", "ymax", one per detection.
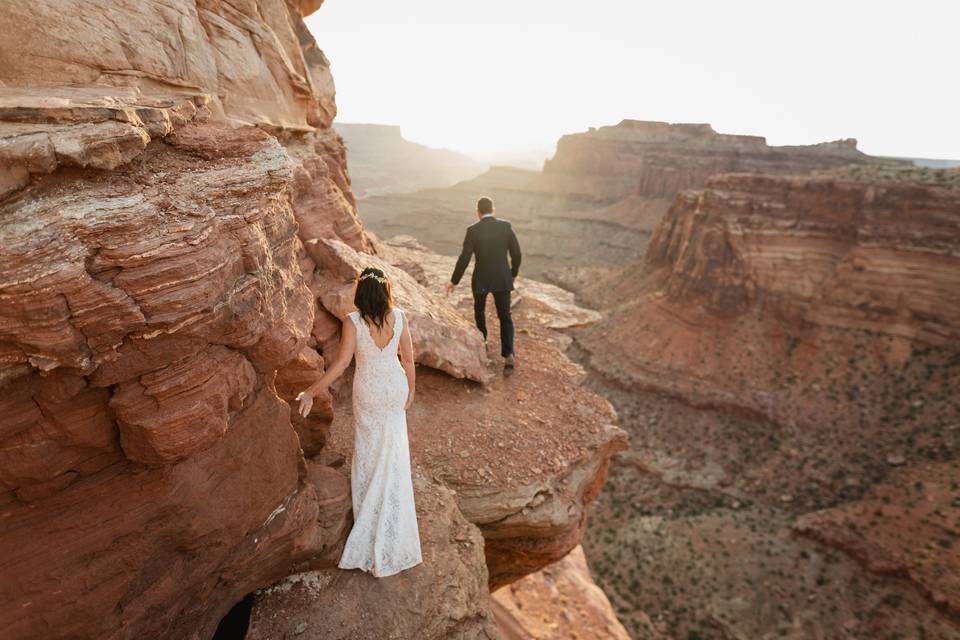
[
  {"xmin": 490, "ymin": 546, "xmax": 638, "ymax": 640},
  {"xmin": 308, "ymin": 237, "xmax": 492, "ymax": 383},
  {"xmin": 248, "ymin": 477, "xmax": 501, "ymax": 640}
]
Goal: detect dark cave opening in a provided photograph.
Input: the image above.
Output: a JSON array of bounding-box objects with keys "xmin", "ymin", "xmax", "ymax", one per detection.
[{"xmin": 212, "ymin": 592, "xmax": 255, "ymax": 640}]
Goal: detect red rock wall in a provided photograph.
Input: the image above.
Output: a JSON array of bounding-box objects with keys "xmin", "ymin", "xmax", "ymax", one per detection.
[
  {"xmin": 0, "ymin": 1, "xmax": 361, "ymax": 636},
  {"xmin": 647, "ymin": 174, "xmax": 960, "ymax": 345},
  {"xmin": 579, "ymin": 173, "xmax": 960, "ymax": 425},
  {"xmin": 539, "ymin": 119, "xmax": 896, "ymax": 202},
  {"xmin": 0, "ymin": 4, "xmax": 629, "ymax": 639}
]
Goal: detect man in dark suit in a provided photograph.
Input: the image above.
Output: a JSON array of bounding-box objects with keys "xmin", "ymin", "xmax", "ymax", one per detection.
[{"xmin": 446, "ymin": 196, "xmax": 522, "ymax": 368}]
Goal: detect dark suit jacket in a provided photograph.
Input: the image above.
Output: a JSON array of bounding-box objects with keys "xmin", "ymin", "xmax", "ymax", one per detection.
[{"xmin": 450, "ymin": 216, "xmax": 522, "ymax": 293}]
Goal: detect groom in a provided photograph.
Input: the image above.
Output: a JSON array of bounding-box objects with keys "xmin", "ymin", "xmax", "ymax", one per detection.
[{"xmin": 446, "ymin": 197, "xmax": 522, "ymax": 368}]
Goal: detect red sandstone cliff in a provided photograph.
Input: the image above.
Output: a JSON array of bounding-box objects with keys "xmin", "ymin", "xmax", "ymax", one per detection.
[
  {"xmin": 574, "ymin": 168, "xmax": 960, "ymax": 638},
  {"xmin": 0, "ymin": 2, "xmax": 625, "ymax": 638},
  {"xmin": 541, "ymin": 120, "xmax": 878, "ymax": 201},
  {"xmin": 578, "ymin": 171, "xmax": 960, "ymax": 420}
]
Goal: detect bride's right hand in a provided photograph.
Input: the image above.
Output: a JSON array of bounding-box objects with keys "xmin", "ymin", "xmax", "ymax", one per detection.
[{"xmin": 296, "ymin": 390, "xmax": 314, "ymax": 418}]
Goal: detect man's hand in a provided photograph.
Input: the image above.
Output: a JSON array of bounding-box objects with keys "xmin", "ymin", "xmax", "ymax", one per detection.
[{"xmin": 445, "ymin": 282, "xmax": 456, "ymax": 297}]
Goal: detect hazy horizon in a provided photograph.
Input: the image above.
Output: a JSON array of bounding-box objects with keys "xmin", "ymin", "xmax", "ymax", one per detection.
[{"xmin": 306, "ymin": 0, "xmax": 959, "ymax": 160}]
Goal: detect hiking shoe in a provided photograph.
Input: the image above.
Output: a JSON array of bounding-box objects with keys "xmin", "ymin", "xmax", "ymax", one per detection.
[{"xmin": 504, "ymin": 354, "xmax": 516, "ymax": 368}]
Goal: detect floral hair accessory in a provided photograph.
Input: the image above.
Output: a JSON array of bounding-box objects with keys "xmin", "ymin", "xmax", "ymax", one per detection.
[{"xmin": 359, "ymin": 272, "xmax": 388, "ymax": 284}]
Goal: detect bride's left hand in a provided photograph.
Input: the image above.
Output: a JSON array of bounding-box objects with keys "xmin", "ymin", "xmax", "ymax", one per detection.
[{"xmin": 404, "ymin": 391, "xmax": 415, "ymax": 410}]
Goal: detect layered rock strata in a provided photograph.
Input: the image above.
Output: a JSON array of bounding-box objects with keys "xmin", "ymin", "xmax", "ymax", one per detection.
[
  {"xmin": 0, "ymin": 3, "xmax": 628, "ymax": 638},
  {"xmin": 575, "ymin": 170, "xmax": 960, "ymax": 638}
]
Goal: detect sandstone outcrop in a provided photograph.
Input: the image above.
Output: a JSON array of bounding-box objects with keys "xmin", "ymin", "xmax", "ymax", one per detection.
[
  {"xmin": 490, "ymin": 545, "xmax": 638, "ymax": 640},
  {"xmin": 577, "ymin": 172, "xmax": 960, "ymax": 427},
  {"xmin": 320, "ymin": 257, "xmax": 628, "ymax": 588},
  {"xmin": 0, "ymin": 110, "xmax": 357, "ymax": 637},
  {"xmin": 307, "ymin": 237, "xmax": 492, "ymax": 383},
  {"xmin": 1, "ymin": 4, "xmax": 628, "ymax": 639},
  {"xmin": 540, "ymin": 120, "xmax": 886, "ymax": 203},
  {"xmin": 247, "ymin": 477, "xmax": 500, "ymax": 640},
  {"xmin": 244, "ymin": 245, "xmax": 628, "ymax": 637},
  {"xmin": 2, "ymin": 0, "xmax": 334, "ymax": 130}
]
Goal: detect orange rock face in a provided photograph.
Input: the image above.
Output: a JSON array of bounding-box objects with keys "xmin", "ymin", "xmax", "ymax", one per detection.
[
  {"xmin": 0, "ymin": 1, "xmax": 359, "ymax": 637},
  {"xmin": 540, "ymin": 120, "xmax": 886, "ymax": 204},
  {"xmin": 307, "ymin": 237, "xmax": 492, "ymax": 383},
  {"xmin": 0, "ymin": 115, "xmax": 355, "ymax": 636},
  {"xmin": 1, "ymin": 4, "xmax": 629, "ymax": 639},
  {"xmin": 579, "ymin": 173, "xmax": 960, "ymax": 428},
  {"xmin": 490, "ymin": 546, "xmax": 639, "ymax": 640}
]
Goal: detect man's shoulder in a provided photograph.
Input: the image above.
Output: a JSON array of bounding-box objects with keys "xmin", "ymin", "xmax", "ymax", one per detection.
[{"xmin": 470, "ymin": 217, "xmax": 512, "ymax": 229}]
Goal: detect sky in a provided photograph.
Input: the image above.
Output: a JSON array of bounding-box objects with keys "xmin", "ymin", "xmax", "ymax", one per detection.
[{"xmin": 304, "ymin": 0, "xmax": 959, "ymax": 159}]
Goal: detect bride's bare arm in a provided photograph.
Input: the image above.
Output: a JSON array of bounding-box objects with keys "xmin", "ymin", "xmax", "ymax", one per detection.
[
  {"xmin": 297, "ymin": 319, "xmax": 357, "ymax": 417},
  {"xmin": 398, "ymin": 313, "xmax": 416, "ymax": 409}
]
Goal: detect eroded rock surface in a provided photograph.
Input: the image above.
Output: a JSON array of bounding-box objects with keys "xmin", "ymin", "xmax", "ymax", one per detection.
[
  {"xmin": 248, "ymin": 478, "xmax": 500, "ymax": 640},
  {"xmin": 1, "ymin": 3, "xmax": 632, "ymax": 638},
  {"xmin": 575, "ymin": 169, "xmax": 960, "ymax": 639},
  {"xmin": 308, "ymin": 236, "xmax": 491, "ymax": 383},
  {"xmin": 321, "ymin": 246, "xmax": 628, "ymax": 589},
  {"xmin": 490, "ymin": 545, "xmax": 640, "ymax": 640},
  {"xmin": 0, "ymin": 114, "xmax": 355, "ymax": 637}
]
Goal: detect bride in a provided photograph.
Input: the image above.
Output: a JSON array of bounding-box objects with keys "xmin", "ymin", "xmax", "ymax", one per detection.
[{"xmin": 296, "ymin": 267, "xmax": 423, "ymax": 577}]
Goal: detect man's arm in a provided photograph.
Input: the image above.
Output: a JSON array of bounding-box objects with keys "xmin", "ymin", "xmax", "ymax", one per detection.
[
  {"xmin": 450, "ymin": 227, "xmax": 474, "ymax": 285},
  {"xmin": 508, "ymin": 224, "xmax": 522, "ymax": 278}
]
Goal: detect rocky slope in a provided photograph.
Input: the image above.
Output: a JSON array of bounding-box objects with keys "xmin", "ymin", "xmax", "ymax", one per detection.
[
  {"xmin": 334, "ymin": 123, "xmax": 485, "ymax": 197},
  {"xmin": 247, "ymin": 252, "xmax": 628, "ymax": 636},
  {"xmin": 356, "ymin": 120, "xmax": 901, "ymax": 279},
  {"xmin": 0, "ymin": 2, "xmax": 626, "ymax": 639},
  {"xmin": 573, "ymin": 169, "xmax": 960, "ymax": 638},
  {"xmin": 490, "ymin": 546, "xmax": 639, "ymax": 640}
]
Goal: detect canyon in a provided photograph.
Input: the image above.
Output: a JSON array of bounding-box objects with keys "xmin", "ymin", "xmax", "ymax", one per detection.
[
  {"xmin": 348, "ymin": 113, "xmax": 960, "ymax": 639},
  {"xmin": 569, "ymin": 164, "xmax": 960, "ymax": 639},
  {"xmin": 2, "ymin": 2, "xmax": 958, "ymax": 640},
  {"xmin": 356, "ymin": 119, "xmax": 902, "ymax": 279},
  {"xmin": 0, "ymin": 2, "xmax": 625, "ymax": 639}
]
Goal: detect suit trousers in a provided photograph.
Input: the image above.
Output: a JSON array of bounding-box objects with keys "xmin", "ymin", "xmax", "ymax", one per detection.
[{"xmin": 473, "ymin": 289, "xmax": 514, "ymax": 357}]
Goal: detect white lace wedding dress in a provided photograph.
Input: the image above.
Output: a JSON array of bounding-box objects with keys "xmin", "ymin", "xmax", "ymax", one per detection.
[{"xmin": 338, "ymin": 308, "xmax": 423, "ymax": 577}]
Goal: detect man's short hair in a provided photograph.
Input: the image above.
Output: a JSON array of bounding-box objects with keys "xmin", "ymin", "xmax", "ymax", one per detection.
[{"xmin": 477, "ymin": 197, "xmax": 494, "ymax": 215}]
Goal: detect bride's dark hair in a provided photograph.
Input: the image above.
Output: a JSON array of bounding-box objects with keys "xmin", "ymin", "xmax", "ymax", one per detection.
[{"xmin": 354, "ymin": 266, "xmax": 394, "ymax": 329}]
